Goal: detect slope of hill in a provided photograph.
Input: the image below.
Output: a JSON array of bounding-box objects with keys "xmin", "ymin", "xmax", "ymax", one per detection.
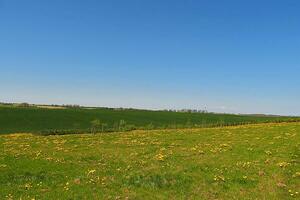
[
  {"xmin": 1, "ymin": 123, "xmax": 299, "ymax": 199},
  {"xmin": 0, "ymin": 104, "xmax": 299, "ymax": 134}
]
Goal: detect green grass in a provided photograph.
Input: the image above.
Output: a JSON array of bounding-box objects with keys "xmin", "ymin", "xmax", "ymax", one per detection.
[
  {"xmin": 0, "ymin": 122, "xmax": 299, "ymax": 199},
  {"xmin": 0, "ymin": 104, "xmax": 299, "ymax": 134}
]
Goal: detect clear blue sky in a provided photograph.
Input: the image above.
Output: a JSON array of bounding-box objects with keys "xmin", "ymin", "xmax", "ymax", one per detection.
[{"xmin": 0, "ymin": 0, "xmax": 299, "ymax": 115}]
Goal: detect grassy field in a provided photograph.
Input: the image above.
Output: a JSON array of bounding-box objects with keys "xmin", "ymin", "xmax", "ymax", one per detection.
[
  {"xmin": 0, "ymin": 104, "xmax": 299, "ymax": 134},
  {"xmin": 1, "ymin": 122, "xmax": 299, "ymax": 199}
]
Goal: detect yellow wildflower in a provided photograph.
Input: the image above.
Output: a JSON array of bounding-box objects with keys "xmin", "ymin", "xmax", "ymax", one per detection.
[
  {"xmin": 155, "ymin": 153, "xmax": 165, "ymax": 161},
  {"xmin": 87, "ymin": 169, "xmax": 96, "ymax": 175}
]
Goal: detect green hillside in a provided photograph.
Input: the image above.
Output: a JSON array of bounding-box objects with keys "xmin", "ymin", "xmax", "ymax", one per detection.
[
  {"xmin": 1, "ymin": 123, "xmax": 299, "ymax": 199},
  {"xmin": 0, "ymin": 104, "xmax": 298, "ymax": 134}
]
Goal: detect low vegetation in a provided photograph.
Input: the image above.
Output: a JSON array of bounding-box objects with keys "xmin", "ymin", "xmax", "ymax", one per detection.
[
  {"xmin": 0, "ymin": 104, "xmax": 299, "ymax": 134},
  {"xmin": 0, "ymin": 123, "xmax": 299, "ymax": 199}
]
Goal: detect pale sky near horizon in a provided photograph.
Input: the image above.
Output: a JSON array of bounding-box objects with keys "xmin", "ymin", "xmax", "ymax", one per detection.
[{"xmin": 0, "ymin": 0, "xmax": 299, "ymax": 115}]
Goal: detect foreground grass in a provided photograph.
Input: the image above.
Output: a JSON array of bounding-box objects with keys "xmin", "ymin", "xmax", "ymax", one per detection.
[{"xmin": 0, "ymin": 123, "xmax": 299, "ymax": 199}]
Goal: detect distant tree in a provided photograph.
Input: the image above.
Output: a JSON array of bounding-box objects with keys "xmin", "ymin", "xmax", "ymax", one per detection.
[
  {"xmin": 186, "ymin": 119, "xmax": 193, "ymax": 128},
  {"xmin": 119, "ymin": 120, "xmax": 127, "ymax": 131},
  {"xmin": 101, "ymin": 123, "xmax": 108, "ymax": 132},
  {"xmin": 19, "ymin": 102, "xmax": 30, "ymax": 107},
  {"xmin": 90, "ymin": 119, "xmax": 102, "ymax": 134},
  {"xmin": 113, "ymin": 122, "xmax": 119, "ymax": 131},
  {"xmin": 146, "ymin": 123, "xmax": 154, "ymax": 130}
]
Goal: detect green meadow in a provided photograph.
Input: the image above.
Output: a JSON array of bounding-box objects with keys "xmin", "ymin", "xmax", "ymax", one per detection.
[
  {"xmin": 0, "ymin": 122, "xmax": 299, "ymax": 199},
  {"xmin": 0, "ymin": 104, "xmax": 298, "ymax": 134}
]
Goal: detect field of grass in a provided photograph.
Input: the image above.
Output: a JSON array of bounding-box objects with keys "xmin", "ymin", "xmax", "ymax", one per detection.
[
  {"xmin": 0, "ymin": 104, "xmax": 299, "ymax": 134},
  {"xmin": 1, "ymin": 122, "xmax": 299, "ymax": 199}
]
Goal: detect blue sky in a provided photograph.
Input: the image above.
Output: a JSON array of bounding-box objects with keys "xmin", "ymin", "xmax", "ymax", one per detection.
[{"xmin": 0, "ymin": 0, "xmax": 299, "ymax": 115}]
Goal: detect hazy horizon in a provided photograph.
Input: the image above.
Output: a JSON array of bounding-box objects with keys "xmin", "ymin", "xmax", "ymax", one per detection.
[{"xmin": 1, "ymin": 0, "xmax": 299, "ymax": 116}]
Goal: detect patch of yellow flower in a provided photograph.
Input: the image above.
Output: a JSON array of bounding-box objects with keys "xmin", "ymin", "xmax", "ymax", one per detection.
[
  {"xmin": 0, "ymin": 164, "xmax": 7, "ymax": 168},
  {"xmin": 155, "ymin": 153, "xmax": 165, "ymax": 161},
  {"xmin": 87, "ymin": 169, "xmax": 96, "ymax": 175},
  {"xmin": 236, "ymin": 161, "xmax": 252, "ymax": 168},
  {"xmin": 213, "ymin": 175, "xmax": 225, "ymax": 182},
  {"xmin": 64, "ymin": 182, "xmax": 69, "ymax": 191},
  {"xmin": 292, "ymin": 172, "xmax": 300, "ymax": 178},
  {"xmin": 24, "ymin": 183, "xmax": 32, "ymax": 190},
  {"xmin": 190, "ymin": 147, "xmax": 197, "ymax": 151},
  {"xmin": 6, "ymin": 194, "xmax": 13, "ymax": 200},
  {"xmin": 264, "ymin": 150, "xmax": 272, "ymax": 155},
  {"xmin": 276, "ymin": 162, "xmax": 291, "ymax": 168},
  {"xmin": 288, "ymin": 189, "xmax": 299, "ymax": 197}
]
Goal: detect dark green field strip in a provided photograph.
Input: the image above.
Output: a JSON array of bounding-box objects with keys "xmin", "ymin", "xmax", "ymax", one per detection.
[{"xmin": 0, "ymin": 106, "xmax": 299, "ymax": 134}]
